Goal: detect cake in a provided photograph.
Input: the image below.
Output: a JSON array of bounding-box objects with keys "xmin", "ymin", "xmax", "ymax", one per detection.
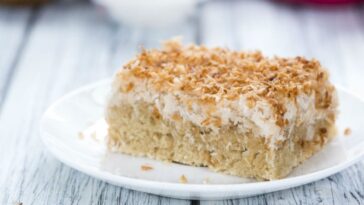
[{"xmin": 106, "ymin": 39, "xmax": 338, "ymax": 180}]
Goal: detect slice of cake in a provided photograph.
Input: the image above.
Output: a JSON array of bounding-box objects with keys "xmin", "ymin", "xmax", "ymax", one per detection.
[{"xmin": 106, "ymin": 39, "xmax": 338, "ymax": 180}]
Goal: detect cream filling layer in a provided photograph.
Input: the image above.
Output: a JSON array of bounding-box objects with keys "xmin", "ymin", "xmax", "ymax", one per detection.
[{"xmin": 107, "ymin": 77, "xmax": 336, "ymax": 149}]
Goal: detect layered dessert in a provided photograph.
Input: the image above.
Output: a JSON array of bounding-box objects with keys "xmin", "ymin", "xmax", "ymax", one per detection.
[{"xmin": 106, "ymin": 39, "xmax": 338, "ymax": 180}]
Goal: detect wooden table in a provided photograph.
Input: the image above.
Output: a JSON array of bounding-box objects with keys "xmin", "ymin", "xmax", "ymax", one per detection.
[{"xmin": 1, "ymin": 0, "xmax": 364, "ymax": 204}]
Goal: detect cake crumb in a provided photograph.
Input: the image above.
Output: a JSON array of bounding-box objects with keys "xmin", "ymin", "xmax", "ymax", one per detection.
[
  {"xmin": 179, "ymin": 175, "xmax": 188, "ymax": 183},
  {"xmin": 202, "ymin": 177, "xmax": 210, "ymax": 184},
  {"xmin": 344, "ymin": 128, "xmax": 351, "ymax": 136},
  {"xmin": 78, "ymin": 132, "xmax": 84, "ymax": 140},
  {"xmin": 141, "ymin": 165, "xmax": 153, "ymax": 171}
]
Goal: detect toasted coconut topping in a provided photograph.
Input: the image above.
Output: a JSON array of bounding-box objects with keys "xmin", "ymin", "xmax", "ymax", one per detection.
[{"xmin": 117, "ymin": 38, "xmax": 335, "ymax": 127}]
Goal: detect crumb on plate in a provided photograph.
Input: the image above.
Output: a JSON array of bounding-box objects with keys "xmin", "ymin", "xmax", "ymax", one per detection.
[
  {"xmin": 179, "ymin": 175, "xmax": 188, "ymax": 183},
  {"xmin": 141, "ymin": 164, "xmax": 153, "ymax": 171},
  {"xmin": 344, "ymin": 127, "xmax": 351, "ymax": 136}
]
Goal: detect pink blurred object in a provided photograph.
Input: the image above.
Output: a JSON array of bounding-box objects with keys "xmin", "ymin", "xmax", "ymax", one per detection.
[{"xmin": 279, "ymin": 0, "xmax": 363, "ymax": 4}]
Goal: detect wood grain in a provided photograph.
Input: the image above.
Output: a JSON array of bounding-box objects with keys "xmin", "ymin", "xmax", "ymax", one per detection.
[
  {"xmin": 0, "ymin": 6, "xmax": 33, "ymax": 110},
  {"xmin": 0, "ymin": 0, "xmax": 364, "ymax": 204}
]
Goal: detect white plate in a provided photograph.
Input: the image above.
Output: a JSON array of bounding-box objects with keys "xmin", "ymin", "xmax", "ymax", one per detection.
[{"xmin": 40, "ymin": 79, "xmax": 364, "ymax": 200}]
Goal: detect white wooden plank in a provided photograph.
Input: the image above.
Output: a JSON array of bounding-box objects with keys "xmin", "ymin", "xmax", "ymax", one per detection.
[
  {"xmin": 0, "ymin": 6, "xmax": 32, "ymax": 109},
  {"xmin": 0, "ymin": 2, "xmax": 191, "ymax": 205},
  {"xmin": 200, "ymin": 169, "xmax": 364, "ymax": 205}
]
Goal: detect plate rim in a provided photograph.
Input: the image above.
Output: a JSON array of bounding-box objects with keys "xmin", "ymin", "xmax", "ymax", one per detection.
[{"xmin": 40, "ymin": 79, "xmax": 364, "ymax": 197}]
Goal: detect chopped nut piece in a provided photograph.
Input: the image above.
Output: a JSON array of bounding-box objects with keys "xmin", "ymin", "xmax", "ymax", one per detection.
[
  {"xmin": 344, "ymin": 128, "xmax": 351, "ymax": 136},
  {"xmin": 179, "ymin": 175, "xmax": 188, "ymax": 183},
  {"xmin": 140, "ymin": 165, "xmax": 153, "ymax": 171}
]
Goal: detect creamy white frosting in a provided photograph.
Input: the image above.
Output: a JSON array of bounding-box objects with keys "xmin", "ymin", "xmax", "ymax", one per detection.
[{"xmin": 108, "ymin": 77, "xmax": 337, "ymax": 149}]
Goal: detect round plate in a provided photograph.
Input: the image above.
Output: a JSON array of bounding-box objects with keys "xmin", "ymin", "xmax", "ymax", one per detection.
[{"xmin": 40, "ymin": 79, "xmax": 364, "ymax": 200}]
